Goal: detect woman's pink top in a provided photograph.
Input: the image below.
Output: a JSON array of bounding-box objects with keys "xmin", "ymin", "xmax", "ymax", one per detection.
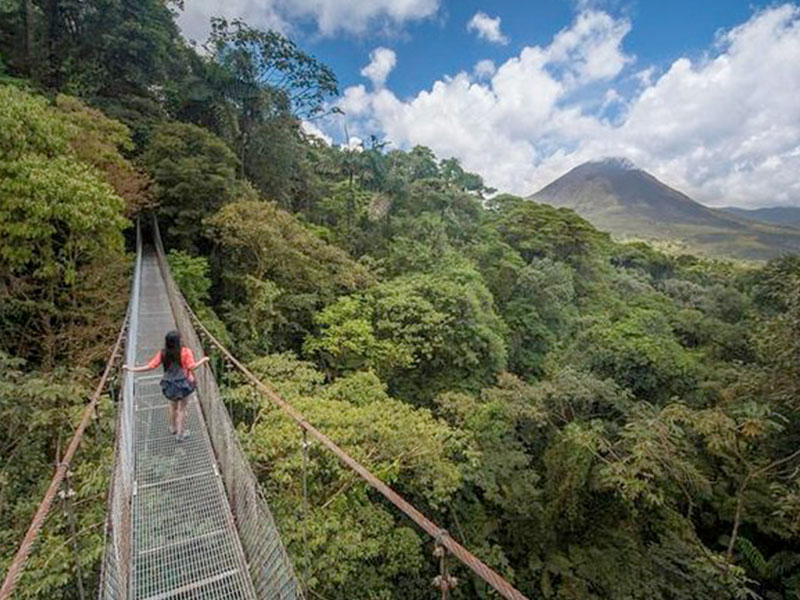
[{"xmin": 147, "ymin": 347, "xmax": 198, "ymax": 382}]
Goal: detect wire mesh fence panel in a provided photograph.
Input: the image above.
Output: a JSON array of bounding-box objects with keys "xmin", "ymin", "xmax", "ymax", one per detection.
[{"xmin": 98, "ymin": 222, "xmax": 142, "ymax": 600}]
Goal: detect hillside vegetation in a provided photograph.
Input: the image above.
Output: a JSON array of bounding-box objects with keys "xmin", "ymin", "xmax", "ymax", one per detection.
[{"xmin": 2, "ymin": 4, "xmax": 800, "ymax": 600}]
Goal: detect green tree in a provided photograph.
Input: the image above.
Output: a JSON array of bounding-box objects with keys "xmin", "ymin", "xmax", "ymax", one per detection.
[
  {"xmin": 229, "ymin": 352, "xmax": 466, "ymax": 599},
  {"xmin": 142, "ymin": 121, "xmax": 239, "ymax": 251},
  {"xmin": 305, "ymin": 263, "xmax": 507, "ymax": 401},
  {"xmin": 197, "ymin": 18, "xmax": 339, "ymax": 203},
  {"xmin": 207, "ymin": 199, "xmax": 373, "ymax": 355},
  {"xmin": 439, "ymin": 156, "xmax": 494, "ymax": 197},
  {"xmin": 167, "ymin": 249, "xmax": 230, "ymax": 345},
  {"xmin": 0, "ymin": 0, "xmax": 190, "ymax": 139},
  {"xmin": 567, "ymin": 310, "xmax": 697, "ymax": 402},
  {"xmin": 207, "ymin": 17, "xmax": 338, "ymax": 120},
  {"xmin": 493, "ymin": 196, "xmax": 610, "ymax": 263},
  {"xmin": 503, "ymin": 258, "xmax": 576, "ymax": 377},
  {"xmin": 316, "ymin": 180, "xmax": 374, "ymax": 254},
  {"xmin": 0, "ymin": 85, "xmax": 129, "ymax": 366},
  {"xmin": 0, "ymin": 353, "xmax": 114, "ymax": 600}
]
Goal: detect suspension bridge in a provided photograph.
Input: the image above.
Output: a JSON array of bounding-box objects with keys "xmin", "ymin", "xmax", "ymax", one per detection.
[{"xmin": 0, "ymin": 219, "xmax": 529, "ymax": 600}]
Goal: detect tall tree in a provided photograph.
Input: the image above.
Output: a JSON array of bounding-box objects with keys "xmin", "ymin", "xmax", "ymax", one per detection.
[
  {"xmin": 141, "ymin": 121, "xmax": 239, "ymax": 251},
  {"xmin": 0, "ymin": 85, "xmax": 129, "ymax": 366},
  {"xmin": 199, "ymin": 18, "xmax": 339, "ymax": 202}
]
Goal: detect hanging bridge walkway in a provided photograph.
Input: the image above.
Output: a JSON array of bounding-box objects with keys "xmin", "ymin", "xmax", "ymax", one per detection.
[
  {"xmin": 128, "ymin": 249, "xmax": 259, "ymax": 600},
  {"xmin": 0, "ymin": 220, "xmax": 529, "ymax": 600}
]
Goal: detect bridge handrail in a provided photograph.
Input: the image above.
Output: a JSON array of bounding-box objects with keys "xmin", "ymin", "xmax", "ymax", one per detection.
[
  {"xmin": 97, "ymin": 217, "xmax": 142, "ymax": 600},
  {"xmin": 152, "ymin": 221, "xmax": 530, "ymax": 600}
]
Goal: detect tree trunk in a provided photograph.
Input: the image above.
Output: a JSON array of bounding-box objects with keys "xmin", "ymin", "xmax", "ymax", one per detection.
[
  {"xmin": 726, "ymin": 447, "xmax": 800, "ymax": 564},
  {"xmin": 726, "ymin": 477, "xmax": 749, "ymax": 562},
  {"xmin": 24, "ymin": 0, "xmax": 35, "ymax": 73},
  {"xmin": 46, "ymin": 0, "xmax": 61, "ymax": 88}
]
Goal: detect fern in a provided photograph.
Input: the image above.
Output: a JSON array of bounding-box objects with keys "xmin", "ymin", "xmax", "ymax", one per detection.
[
  {"xmin": 736, "ymin": 536, "xmax": 768, "ymax": 578},
  {"xmin": 784, "ymin": 573, "xmax": 800, "ymax": 600},
  {"xmin": 766, "ymin": 551, "xmax": 800, "ymax": 579}
]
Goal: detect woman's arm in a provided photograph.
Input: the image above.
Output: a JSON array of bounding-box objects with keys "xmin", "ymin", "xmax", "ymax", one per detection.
[
  {"xmin": 122, "ymin": 364, "xmax": 153, "ymax": 373},
  {"xmin": 189, "ymin": 356, "xmax": 210, "ymax": 371},
  {"xmin": 123, "ymin": 351, "xmax": 162, "ymax": 373}
]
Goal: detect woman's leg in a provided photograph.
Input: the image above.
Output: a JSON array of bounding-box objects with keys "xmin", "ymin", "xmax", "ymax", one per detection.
[
  {"xmin": 176, "ymin": 396, "xmax": 189, "ymax": 438},
  {"xmin": 169, "ymin": 401, "xmax": 178, "ymax": 434}
]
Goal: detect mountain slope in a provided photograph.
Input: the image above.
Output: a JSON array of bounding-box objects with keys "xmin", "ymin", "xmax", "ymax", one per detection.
[
  {"xmin": 530, "ymin": 158, "xmax": 800, "ymax": 260},
  {"xmin": 721, "ymin": 206, "xmax": 800, "ymax": 229}
]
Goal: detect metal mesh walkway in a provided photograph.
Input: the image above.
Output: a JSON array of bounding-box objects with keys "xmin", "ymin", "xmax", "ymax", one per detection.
[{"xmin": 131, "ymin": 250, "xmax": 257, "ymax": 600}]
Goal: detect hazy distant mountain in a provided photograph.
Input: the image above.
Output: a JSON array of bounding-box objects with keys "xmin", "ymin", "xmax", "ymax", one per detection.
[
  {"xmin": 720, "ymin": 206, "xmax": 800, "ymax": 229},
  {"xmin": 529, "ymin": 158, "xmax": 800, "ymax": 260}
]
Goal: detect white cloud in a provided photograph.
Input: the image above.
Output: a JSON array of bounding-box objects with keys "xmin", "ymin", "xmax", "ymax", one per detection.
[
  {"xmin": 345, "ymin": 136, "xmax": 364, "ymax": 152},
  {"xmin": 614, "ymin": 4, "xmax": 800, "ymax": 206},
  {"xmin": 601, "ymin": 88, "xmax": 622, "ymax": 111},
  {"xmin": 339, "ymin": 84, "xmax": 372, "ymax": 116},
  {"xmin": 301, "ymin": 120, "xmax": 333, "ymax": 144},
  {"xmin": 473, "ymin": 59, "xmax": 496, "ymax": 79},
  {"xmin": 327, "ymin": 5, "xmax": 800, "ymax": 208},
  {"xmin": 635, "ymin": 66, "xmax": 656, "ymax": 87},
  {"xmin": 177, "ymin": 1, "xmax": 288, "ymax": 42},
  {"xmin": 284, "ymin": 0, "xmax": 440, "ymax": 35},
  {"xmin": 467, "ymin": 12, "xmax": 509, "ymax": 45},
  {"xmin": 546, "ymin": 10, "xmax": 633, "ymax": 84},
  {"xmin": 360, "ymin": 47, "xmax": 397, "ymax": 88},
  {"xmin": 177, "ymin": 0, "xmax": 440, "ymax": 42}
]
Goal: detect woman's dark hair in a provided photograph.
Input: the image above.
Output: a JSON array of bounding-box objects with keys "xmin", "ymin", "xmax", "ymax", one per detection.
[{"xmin": 162, "ymin": 330, "xmax": 182, "ymax": 371}]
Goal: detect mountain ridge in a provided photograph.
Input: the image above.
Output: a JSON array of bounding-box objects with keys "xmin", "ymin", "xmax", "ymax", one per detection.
[
  {"xmin": 720, "ymin": 205, "xmax": 800, "ymax": 229},
  {"xmin": 529, "ymin": 158, "xmax": 800, "ymax": 260}
]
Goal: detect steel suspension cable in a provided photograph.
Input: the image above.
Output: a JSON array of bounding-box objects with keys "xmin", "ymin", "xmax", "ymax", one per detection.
[
  {"xmin": 0, "ymin": 314, "xmax": 129, "ymax": 600},
  {"xmin": 181, "ymin": 297, "xmax": 530, "ymax": 600}
]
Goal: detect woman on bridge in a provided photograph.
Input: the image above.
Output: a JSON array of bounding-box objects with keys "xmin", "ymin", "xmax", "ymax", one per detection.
[{"xmin": 124, "ymin": 330, "xmax": 208, "ymax": 441}]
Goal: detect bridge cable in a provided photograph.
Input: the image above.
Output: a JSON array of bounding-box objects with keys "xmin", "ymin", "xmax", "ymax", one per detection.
[
  {"xmin": 180, "ymin": 294, "xmax": 530, "ymax": 600},
  {"xmin": 0, "ymin": 314, "xmax": 129, "ymax": 600}
]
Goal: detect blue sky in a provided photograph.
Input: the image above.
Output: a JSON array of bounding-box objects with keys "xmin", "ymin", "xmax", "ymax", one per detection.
[
  {"xmin": 307, "ymin": 1, "xmax": 770, "ymax": 98},
  {"xmin": 178, "ymin": 1, "xmax": 800, "ymax": 207}
]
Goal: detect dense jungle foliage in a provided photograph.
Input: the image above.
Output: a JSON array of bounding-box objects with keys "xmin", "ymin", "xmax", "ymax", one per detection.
[{"xmin": 1, "ymin": 2, "xmax": 799, "ymax": 599}]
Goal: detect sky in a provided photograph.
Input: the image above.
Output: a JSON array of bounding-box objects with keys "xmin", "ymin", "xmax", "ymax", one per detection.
[{"xmin": 177, "ymin": 1, "xmax": 800, "ymax": 208}]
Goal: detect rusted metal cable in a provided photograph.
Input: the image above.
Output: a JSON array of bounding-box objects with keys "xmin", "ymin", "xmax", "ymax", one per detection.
[
  {"xmin": 0, "ymin": 314, "xmax": 128, "ymax": 600},
  {"xmin": 182, "ymin": 298, "xmax": 530, "ymax": 600}
]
